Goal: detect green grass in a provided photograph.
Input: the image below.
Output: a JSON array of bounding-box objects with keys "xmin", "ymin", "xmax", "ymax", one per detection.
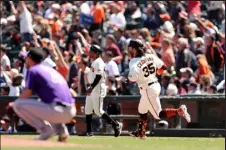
[{"xmin": 2, "ymin": 135, "xmax": 225, "ymax": 150}]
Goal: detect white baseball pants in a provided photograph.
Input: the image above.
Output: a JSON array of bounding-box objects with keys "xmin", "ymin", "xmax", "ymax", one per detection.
[
  {"xmin": 139, "ymin": 82, "xmax": 162, "ymax": 120},
  {"xmin": 12, "ymin": 99, "xmax": 76, "ymax": 135},
  {"xmin": 85, "ymin": 86, "xmax": 106, "ymax": 117}
]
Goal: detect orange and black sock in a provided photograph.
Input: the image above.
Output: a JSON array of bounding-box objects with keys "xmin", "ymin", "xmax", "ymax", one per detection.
[{"xmin": 159, "ymin": 108, "xmax": 179, "ymax": 119}]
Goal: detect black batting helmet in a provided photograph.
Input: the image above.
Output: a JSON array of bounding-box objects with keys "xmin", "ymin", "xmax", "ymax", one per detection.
[{"xmin": 90, "ymin": 45, "xmax": 103, "ymax": 54}]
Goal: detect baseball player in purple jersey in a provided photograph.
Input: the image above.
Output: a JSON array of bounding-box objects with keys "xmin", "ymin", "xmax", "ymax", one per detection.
[{"xmin": 10, "ymin": 47, "xmax": 76, "ymax": 142}]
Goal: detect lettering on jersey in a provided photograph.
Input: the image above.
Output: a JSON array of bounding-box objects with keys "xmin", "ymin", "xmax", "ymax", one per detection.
[{"xmin": 137, "ymin": 57, "xmax": 153, "ymax": 68}]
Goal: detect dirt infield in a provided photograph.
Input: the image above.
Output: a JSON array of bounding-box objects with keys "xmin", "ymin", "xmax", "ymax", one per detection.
[{"xmin": 1, "ymin": 136, "xmax": 96, "ymax": 148}]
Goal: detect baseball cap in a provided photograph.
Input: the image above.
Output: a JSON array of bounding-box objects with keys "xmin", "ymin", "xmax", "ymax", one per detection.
[
  {"xmin": 90, "ymin": 45, "xmax": 103, "ymax": 53},
  {"xmin": 26, "ymin": 47, "xmax": 45, "ymax": 63}
]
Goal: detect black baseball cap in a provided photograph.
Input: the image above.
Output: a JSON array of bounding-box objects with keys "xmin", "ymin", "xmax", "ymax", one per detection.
[
  {"xmin": 90, "ymin": 45, "xmax": 103, "ymax": 53},
  {"xmin": 27, "ymin": 47, "xmax": 45, "ymax": 63},
  {"xmin": 128, "ymin": 39, "xmax": 144, "ymax": 49}
]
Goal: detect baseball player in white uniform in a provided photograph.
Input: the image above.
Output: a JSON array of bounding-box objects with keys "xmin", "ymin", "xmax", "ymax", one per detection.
[
  {"xmin": 127, "ymin": 39, "xmax": 191, "ymax": 139},
  {"xmin": 81, "ymin": 45, "xmax": 123, "ymax": 137}
]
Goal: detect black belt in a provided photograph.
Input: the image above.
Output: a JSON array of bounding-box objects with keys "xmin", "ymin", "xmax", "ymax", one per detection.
[
  {"xmin": 56, "ymin": 102, "xmax": 67, "ymax": 107},
  {"xmin": 140, "ymin": 81, "xmax": 158, "ymax": 90},
  {"xmin": 148, "ymin": 81, "xmax": 158, "ymax": 86}
]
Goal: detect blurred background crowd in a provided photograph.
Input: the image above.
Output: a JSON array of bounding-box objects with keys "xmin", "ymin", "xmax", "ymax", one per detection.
[{"xmin": 0, "ymin": 1, "xmax": 225, "ymax": 99}]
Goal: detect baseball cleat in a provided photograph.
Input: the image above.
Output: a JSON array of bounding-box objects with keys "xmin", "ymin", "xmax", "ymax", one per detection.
[
  {"xmin": 178, "ymin": 105, "xmax": 191, "ymax": 123},
  {"xmin": 114, "ymin": 121, "xmax": 123, "ymax": 137},
  {"xmin": 129, "ymin": 131, "xmax": 146, "ymax": 140},
  {"xmin": 35, "ymin": 129, "xmax": 54, "ymax": 141}
]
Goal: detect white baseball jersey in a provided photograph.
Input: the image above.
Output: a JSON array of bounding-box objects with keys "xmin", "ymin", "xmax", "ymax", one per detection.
[
  {"xmin": 86, "ymin": 57, "xmax": 107, "ymax": 117},
  {"xmin": 128, "ymin": 54, "xmax": 164, "ymax": 120},
  {"xmin": 87, "ymin": 57, "xmax": 106, "ymax": 93},
  {"xmin": 128, "ymin": 54, "xmax": 164, "ymax": 87}
]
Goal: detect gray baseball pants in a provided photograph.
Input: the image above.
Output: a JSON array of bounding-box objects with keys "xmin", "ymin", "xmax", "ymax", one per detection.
[{"xmin": 12, "ymin": 99, "xmax": 76, "ymax": 136}]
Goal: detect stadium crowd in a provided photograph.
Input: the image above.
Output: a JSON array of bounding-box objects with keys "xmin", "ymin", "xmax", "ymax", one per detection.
[{"xmin": 0, "ymin": 1, "xmax": 225, "ymax": 99}]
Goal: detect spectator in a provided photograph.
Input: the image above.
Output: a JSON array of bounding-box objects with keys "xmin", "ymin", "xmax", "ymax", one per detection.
[
  {"xmin": 207, "ymin": 84, "xmax": 218, "ymax": 94},
  {"xmin": 80, "ymin": 1, "xmax": 90, "ymax": 15},
  {"xmin": 173, "ymin": 77, "xmax": 187, "ymax": 95},
  {"xmin": 160, "ymin": 72, "xmax": 171, "ymax": 96},
  {"xmin": 90, "ymin": 1, "xmax": 105, "ymax": 32},
  {"xmin": 166, "ymin": 83, "xmax": 178, "ymax": 96},
  {"xmin": 68, "ymin": 52, "xmax": 78, "ymax": 87},
  {"xmin": 0, "ymin": 116, "xmax": 14, "ymax": 133},
  {"xmin": 77, "ymin": 57, "xmax": 90, "ymax": 96},
  {"xmin": 160, "ymin": 38, "xmax": 175, "ymax": 69},
  {"xmin": 176, "ymin": 38, "xmax": 198, "ymax": 72},
  {"xmin": 105, "ymin": 34, "xmax": 123, "ymax": 64},
  {"xmin": 103, "ymin": 51, "xmax": 120, "ymax": 78},
  {"xmin": 193, "ymin": 37, "xmax": 205, "ymax": 55},
  {"xmin": 106, "ymin": 76, "xmax": 117, "ymax": 96},
  {"xmin": 143, "ymin": 6, "xmax": 161, "ymax": 31},
  {"xmin": 52, "ymin": 42, "xmax": 70, "ymax": 79},
  {"xmin": 188, "ymin": 82, "xmax": 201, "ymax": 95},
  {"xmin": 140, "ymin": 28, "xmax": 151, "ymax": 43},
  {"xmin": 199, "ymin": 75, "xmax": 212, "ymax": 93},
  {"xmin": 196, "ymin": 54, "xmax": 215, "ymax": 84},
  {"xmin": 51, "ymin": 15, "xmax": 62, "ymax": 41},
  {"xmin": 10, "ymin": 1, "xmax": 34, "ymax": 43},
  {"xmin": 204, "ymin": 34, "xmax": 224, "ymax": 74},
  {"xmin": 0, "ymin": 45, "xmax": 11, "ymax": 71},
  {"xmin": 179, "ymin": 67, "xmax": 196, "ymax": 83},
  {"xmin": 187, "ymin": 1, "xmax": 201, "ymax": 21},
  {"xmin": 41, "ymin": 47, "xmax": 57, "ymax": 69},
  {"xmin": 0, "ymin": 83, "xmax": 10, "ymax": 96},
  {"xmin": 114, "ymin": 28, "xmax": 128, "ymax": 53},
  {"xmin": 109, "ymin": 3, "xmax": 126, "ymax": 30}
]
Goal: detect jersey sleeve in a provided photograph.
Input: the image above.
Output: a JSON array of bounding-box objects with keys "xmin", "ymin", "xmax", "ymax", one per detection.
[
  {"xmin": 128, "ymin": 65, "xmax": 139, "ymax": 82},
  {"xmin": 153, "ymin": 54, "xmax": 164, "ymax": 69}
]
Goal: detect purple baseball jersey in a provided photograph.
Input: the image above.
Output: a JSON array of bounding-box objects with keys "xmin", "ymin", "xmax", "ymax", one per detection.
[{"xmin": 25, "ymin": 64, "xmax": 74, "ymax": 104}]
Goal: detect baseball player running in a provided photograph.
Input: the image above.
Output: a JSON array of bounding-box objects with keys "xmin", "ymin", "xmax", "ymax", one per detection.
[
  {"xmin": 8, "ymin": 47, "xmax": 76, "ymax": 142},
  {"xmin": 127, "ymin": 39, "xmax": 191, "ymax": 139},
  {"xmin": 81, "ymin": 45, "xmax": 123, "ymax": 137}
]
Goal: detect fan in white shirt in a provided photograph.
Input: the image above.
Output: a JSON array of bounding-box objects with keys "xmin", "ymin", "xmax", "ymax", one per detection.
[
  {"xmin": 41, "ymin": 47, "xmax": 56, "ymax": 68},
  {"xmin": 80, "ymin": 2, "xmax": 91, "ymax": 14},
  {"xmin": 0, "ymin": 47, "xmax": 11, "ymax": 71},
  {"xmin": 109, "ymin": 4, "xmax": 126, "ymax": 30},
  {"xmin": 103, "ymin": 51, "xmax": 120, "ymax": 78}
]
